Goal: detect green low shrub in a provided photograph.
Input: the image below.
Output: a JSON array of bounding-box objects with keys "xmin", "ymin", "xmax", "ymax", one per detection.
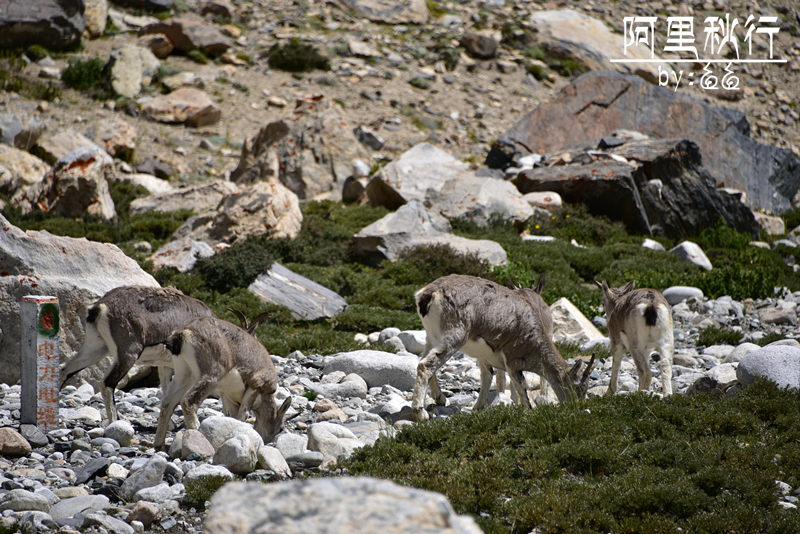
[
  {"xmin": 333, "ymin": 304, "xmax": 420, "ymax": 333},
  {"xmin": 781, "ymin": 208, "xmax": 800, "ymax": 234},
  {"xmin": 183, "ymin": 475, "xmax": 231, "ymax": 511},
  {"xmin": 268, "ymin": 39, "xmax": 331, "ymax": 72},
  {"xmin": 61, "ymin": 57, "xmax": 107, "ymax": 91},
  {"xmin": 384, "ymin": 244, "xmax": 497, "ymax": 287},
  {"xmin": 342, "ymin": 381, "xmax": 800, "ymax": 534},
  {"xmin": 757, "ymin": 332, "xmax": 788, "ymax": 347},
  {"xmin": 697, "ymin": 326, "xmax": 744, "ymax": 347},
  {"xmin": 694, "ymin": 218, "xmax": 752, "ymax": 250},
  {"xmin": 194, "ymin": 238, "xmax": 275, "ymax": 293}
]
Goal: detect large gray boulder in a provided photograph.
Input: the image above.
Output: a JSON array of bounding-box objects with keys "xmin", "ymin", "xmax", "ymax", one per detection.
[
  {"xmin": 366, "ymin": 143, "xmax": 470, "ymax": 210},
  {"xmin": 205, "ymin": 477, "xmax": 483, "ymax": 534},
  {"xmin": 488, "ymin": 71, "xmax": 800, "ymax": 214},
  {"xmin": 529, "ymin": 10, "xmax": 662, "ymax": 83},
  {"xmin": 323, "ymin": 350, "xmax": 418, "ymax": 390},
  {"xmin": 306, "ymin": 422, "xmax": 363, "ymax": 460},
  {"xmin": 129, "ymin": 180, "xmax": 239, "ymax": 216},
  {"xmin": 0, "ymin": 113, "xmax": 46, "ymax": 151},
  {"xmin": 214, "ymin": 435, "xmax": 258, "ymax": 475},
  {"xmin": 0, "ymin": 214, "xmax": 158, "ymax": 384},
  {"xmin": 231, "ymin": 97, "xmax": 371, "ymax": 201},
  {"xmin": 119, "ymin": 455, "xmax": 167, "ymax": 502},
  {"xmin": 170, "ymin": 181, "xmax": 302, "ymax": 247},
  {"xmin": 199, "ymin": 416, "xmax": 264, "ymax": 451},
  {"xmin": 428, "ymin": 176, "xmax": 533, "ymax": 227},
  {"xmin": 49, "ymin": 496, "xmax": 109, "ymax": 521},
  {"xmin": 737, "ymin": 345, "xmax": 800, "ymax": 390},
  {"xmin": 248, "ymin": 263, "xmax": 347, "ymax": 321},
  {"xmin": 354, "ymin": 200, "xmax": 507, "ymax": 266},
  {"xmin": 33, "ymin": 129, "xmax": 107, "ymax": 165},
  {"xmin": 0, "ymin": 0, "xmax": 85, "ymax": 50},
  {"xmin": 107, "ymin": 44, "xmax": 160, "ymax": 98},
  {"xmin": 149, "ymin": 238, "xmax": 215, "ymax": 273}
]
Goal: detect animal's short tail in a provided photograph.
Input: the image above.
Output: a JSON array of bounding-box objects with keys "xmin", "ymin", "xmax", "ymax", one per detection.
[
  {"xmin": 165, "ymin": 331, "xmax": 185, "ymax": 356},
  {"xmin": 86, "ymin": 304, "xmax": 101, "ymax": 324},
  {"xmin": 416, "ymin": 290, "xmax": 433, "ymax": 318},
  {"xmin": 644, "ymin": 304, "xmax": 658, "ymax": 327}
]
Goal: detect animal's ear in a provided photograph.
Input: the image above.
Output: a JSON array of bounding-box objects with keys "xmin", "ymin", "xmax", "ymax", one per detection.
[
  {"xmin": 532, "ymin": 273, "xmax": 546, "ymax": 294},
  {"xmin": 279, "ymin": 397, "xmax": 293, "ymax": 417},
  {"xmin": 595, "ymin": 279, "xmax": 609, "ymax": 295},
  {"xmin": 620, "ymin": 280, "xmax": 636, "ymax": 294},
  {"xmin": 505, "ymin": 278, "xmax": 517, "ymax": 290}
]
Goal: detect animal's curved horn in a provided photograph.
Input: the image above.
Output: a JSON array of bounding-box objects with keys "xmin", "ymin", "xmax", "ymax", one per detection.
[
  {"xmin": 227, "ymin": 308, "xmax": 248, "ymax": 330},
  {"xmin": 247, "ymin": 312, "xmax": 273, "ymax": 335},
  {"xmin": 581, "ymin": 353, "xmax": 597, "ymax": 388}
]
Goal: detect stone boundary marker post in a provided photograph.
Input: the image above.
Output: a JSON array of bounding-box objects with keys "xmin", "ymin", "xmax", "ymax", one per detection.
[{"xmin": 20, "ymin": 296, "xmax": 60, "ymax": 431}]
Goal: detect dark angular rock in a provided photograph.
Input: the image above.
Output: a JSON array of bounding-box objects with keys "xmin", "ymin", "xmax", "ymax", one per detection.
[
  {"xmin": 460, "ymin": 31, "xmax": 498, "ymax": 59},
  {"xmin": 614, "ymin": 138, "xmax": 759, "ymax": 239},
  {"xmin": 488, "ymin": 71, "xmax": 800, "ymax": 214},
  {"xmin": 598, "ymin": 136, "xmax": 626, "ymax": 149},
  {"xmin": 19, "ymin": 424, "xmax": 48, "ymax": 448},
  {"xmin": 138, "ymin": 14, "xmax": 231, "ymax": 57},
  {"xmin": 136, "ymin": 157, "xmax": 172, "ymax": 179},
  {"xmin": 0, "ymin": 0, "xmax": 85, "ymax": 50},
  {"xmin": 73, "ymin": 458, "xmax": 110, "ymax": 486},
  {"xmin": 518, "ymin": 160, "xmax": 650, "ymax": 234},
  {"xmin": 516, "ymin": 138, "xmax": 759, "ymax": 240}
]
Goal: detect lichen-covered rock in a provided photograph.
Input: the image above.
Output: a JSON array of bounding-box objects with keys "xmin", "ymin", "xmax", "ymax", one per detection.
[
  {"xmin": 0, "ymin": 144, "xmax": 49, "ymax": 197},
  {"xmin": 171, "ymin": 181, "xmax": 302, "ymax": 246},
  {"xmin": 205, "ymin": 477, "xmax": 483, "ymax": 534},
  {"xmin": 11, "ymin": 147, "xmax": 116, "ymax": 221},
  {"xmin": 141, "ymin": 87, "xmax": 221, "ymax": 127},
  {"xmin": 231, "ymin": 96, "xmax": 370, "ymax": 201}
]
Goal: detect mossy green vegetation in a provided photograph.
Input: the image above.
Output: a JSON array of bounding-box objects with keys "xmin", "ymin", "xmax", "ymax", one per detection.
[
  {"xmin": 61, "ymin": 57, "xmax": 107, "ymax": 91},
  {"xmin": 183, "ymin": 475, "xmax": 232, "ymax": 511},
  {"xmin": 4, "ymin": 196, "xmax": 799, "ymax": 356},
  {"xmin": 267, "ymin": 39, "xmax": 331, "ymax": 72},
  {"xmin": 0, "ymin": 49, "xmax": 62, "ymax": 101},
  {"xmin": 342, "ymin": 381, "xmax": 800, "ymax": 534},
  {"xmin": 697, "ymin": 326, "xmax": 744, "ymax": 347}
]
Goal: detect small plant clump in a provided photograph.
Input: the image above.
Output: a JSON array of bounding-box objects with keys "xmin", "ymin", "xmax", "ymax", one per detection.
[
  {"xmin": 697, "ymin": 326, "xmax": 744, "ymax": 347},
  {"xmin": 267, "ymin": 39, "xmax": 331, "ymax": 72},
  {"xmin": 757, "ymin": 331, "xmax": 788, "ymax": 346},
  {"xmin": 61, "ymin": 57, "xmax": 107, "ymax": 91},
  {"xmin": 194, "ymin": 239, "xmax": 275, "ymax": 294},
  {"xmin": 183, "ymin": 475, "xmax": 232, "ymax": 511}
]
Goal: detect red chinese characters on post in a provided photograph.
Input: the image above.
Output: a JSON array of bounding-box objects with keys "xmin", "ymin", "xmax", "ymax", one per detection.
[{"xmin": 36, "ymin": 339, "xmax": 59, "ymax": 430}]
